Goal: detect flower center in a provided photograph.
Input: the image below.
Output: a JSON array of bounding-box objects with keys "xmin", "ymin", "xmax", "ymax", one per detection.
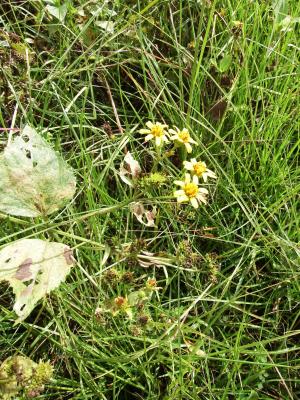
[
  {"xmin": 178, "ymin": 130, "xmax": 190, "ymax": 143},
  {"xmin": 184, "ymin": 183, "xmax": 198, "ymax": 198},
  {"xmin": 114, "ymin": 296, "xmax": 126, "ymax": 307},
  {"xmin": 151, "ymin": 125, "xmax": 164, "ymax": 137},
  {"xmin": 194, "ymin": 162, "xmax": 207, "ymax": 176}
]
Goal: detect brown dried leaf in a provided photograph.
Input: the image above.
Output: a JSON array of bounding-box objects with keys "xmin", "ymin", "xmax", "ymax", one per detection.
[
  {"xmin": 120, "ymin": 151, "xmax": 141, "ymax": 187},
  {"xmin": 208, "ymin": 99, "xmax": 227, "ymax": 120},
  {"xmin": 130, "ymin": 202, "xmax": 156, "ymax": 227}
]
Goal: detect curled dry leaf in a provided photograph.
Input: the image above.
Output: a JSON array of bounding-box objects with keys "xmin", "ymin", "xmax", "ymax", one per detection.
[
  {"xmin": 120, "ymin": 151, "xmax": 141, "ymax": 187},
  {"xmin": 0, "ymin": 125, "xmax": 76, "ymax": 217},
  {"xmin": 130, "ymin": 202, "xmax": 156, "ymax": 227},
  {"xmin": 0, "ymin": 239, "xmax": 75, "ymax": 323},
  {"xmin": 184, "ymin": 340, "xmax": 206, "ymax": 357},
  {"xmin": 137, "ymin": 251, "xmax": 174, "ymax": 268}
]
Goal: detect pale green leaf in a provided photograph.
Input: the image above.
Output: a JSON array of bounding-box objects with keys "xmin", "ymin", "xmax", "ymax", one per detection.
[
  {"xmin": 46, "ymin": 3, "xmax": 68, "ymax": 23},
  {"xmin": 272, "ymin": 0, "xmax": 289, "ymax": 24},
  {"xmin": 0, "ymin": 125, "xmax": 76, "ymax": 217},
  {"xmin": 279, "ymin": 15, "xmax": 300, "ymax": 31},
  {"xmin": 218, "ymin": 54, "xmax": 232, "ymax": 73},
  {"xmin": 95, "ymin": 20, "xmax": 115, "ymax": 33},
  {"xmin": 0, "ymin": 239, "xmax": 74, "ymax": 323}
]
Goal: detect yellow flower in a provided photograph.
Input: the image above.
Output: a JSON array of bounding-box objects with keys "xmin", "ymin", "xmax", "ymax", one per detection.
[
  {"xmin": 174, "ymin": 173, "xmax": 208, "ymax": 209},
  {"xmin": 139, "ymin": 121, "xmax": 169, "ymax": 147},
  {"xmin": 169, "ymin": 127, "xmax": 197, "ymax": 153},
  {"xmin": 112, "ymin": 296, "xmax": 133, "ymax": 319},
  {"xmin": 183, "ymin": 158, "xmax": 217, "ymax": 182}
]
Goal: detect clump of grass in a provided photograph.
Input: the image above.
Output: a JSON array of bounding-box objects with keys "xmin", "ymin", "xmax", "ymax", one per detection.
[{"xmin": 0, "ymin": 0, "xmax": 299, "ymax": 399}]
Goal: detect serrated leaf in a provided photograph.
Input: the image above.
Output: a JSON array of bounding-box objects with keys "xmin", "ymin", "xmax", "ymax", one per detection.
[
  {"xmin": 0, "ymin": 239, "xmax": 74, "ymax": 323},
  {"xmin": 0, "ymin": 125, "xmax": 76, "ymax": 217}
]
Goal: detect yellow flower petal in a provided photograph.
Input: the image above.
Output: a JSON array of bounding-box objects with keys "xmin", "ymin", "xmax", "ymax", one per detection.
[
  {"xmin": 185, "ymin": 173, "xmax": 191, "ymax": 183},
  {"xmin": 177, "ymin": 195, "xmax": 189, "ymax": 203},
  {"xmin": 189, "ymin": 138, "xmax": 198, "ymax": 145},
  {"xmin": 174, "ymin": 189, "xmax": 185, "ymax": 196},
  {"xmin": 139, "ymin": 129, "xmax": 151, "ymax": 134},
  {"xmin": 185, "ymin": 143, "xmax": 193, "ymax": 153},
  {"xmin": 155, "ymin": 136, "xmax": 162, "ymax": 146},
  {"xmin": 146, "ymin": 121, "xmax": 154, "ymax": 129},
  {"xmin": 192, "ymin": 175, "xmax": 199, "ymax": 185},
  {"xmin": 197, "ymin": 194, "xmax": 207, "ymax": 204},
  {"xmin": 199, "ymin": 187, "xmax": 209, "ymax": 194},
  {"xmin": 145, "ymin": 134, "xmax": 154, "ymax": 142},
  {"xmin": 183, "ymin": 161, "xmax": 193, "ymax": 170},
  {"xmin": 174, "ymin": 180, "xmax": 185, "ymax": 187},
  {"xmin": 207, "ymin": 169, "xmax": 217, "ymax": 179},
  {"xmin": 190, "ymin": 197, "xmax": 199, "ymax": 208}
]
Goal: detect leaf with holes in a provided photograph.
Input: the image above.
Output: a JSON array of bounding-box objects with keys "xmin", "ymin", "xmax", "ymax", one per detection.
[
  {"xmin": 0, "ymin": 239, "xmax": 75, "ymax": 323},
  {"xmin": 0, "ymin": 125, "xmax": 76, "ymax": 217}
]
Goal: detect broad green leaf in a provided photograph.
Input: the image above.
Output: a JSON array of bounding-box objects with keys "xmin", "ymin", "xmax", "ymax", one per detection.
[
  {"xmin": 46, "ymin": 3, "xmax": 69, "ymax": 23},
  {"xmin": 0, "ymin": 239, "xmax": 75, "ymax": 323},
  {"xmin": 218, "ymin": 54, "xmax": 232, "ymax": 73},
  {"xmin": 95, "ymin": 21, "xmax": 115, "ymax": 33},
  {"xmin": 0, "ymin": 125, "xmax": 76, "ymax": 217}
]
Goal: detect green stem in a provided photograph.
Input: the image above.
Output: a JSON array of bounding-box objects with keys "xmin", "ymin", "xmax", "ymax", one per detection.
[{"xmin": 152, "ymin": 146, "xmax": 162, "ymax": 172}]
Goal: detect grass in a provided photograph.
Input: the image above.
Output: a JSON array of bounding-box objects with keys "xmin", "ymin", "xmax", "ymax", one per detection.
[{"xmin": 0, "ymin": 0, "xmax": 299, "ymax": 399}]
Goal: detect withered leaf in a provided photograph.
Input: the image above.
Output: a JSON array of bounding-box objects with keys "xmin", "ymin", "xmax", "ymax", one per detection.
[
  {"xmin": 129, "ymin": 202, "xmax": 156, "ymax": 227},
  {"xmin": 0, "ymin": 239, "xmax": 74, "ymax": 323},
  {"xmin": 120, "ymin": 151, "xmax": 141, "ymax": 187}
]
